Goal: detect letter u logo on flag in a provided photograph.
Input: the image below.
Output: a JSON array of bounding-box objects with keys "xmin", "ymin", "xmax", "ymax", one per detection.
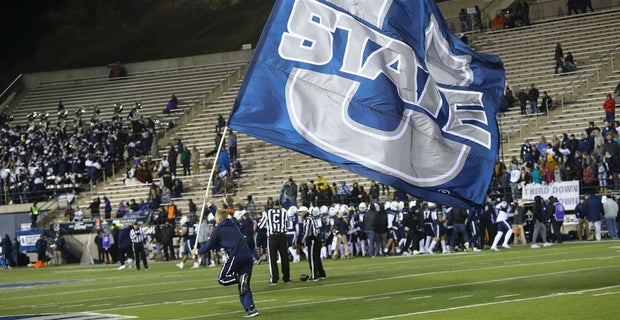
[{"xmin": 229, "ymin": 0, "xmax": 505, "ymax": 208}]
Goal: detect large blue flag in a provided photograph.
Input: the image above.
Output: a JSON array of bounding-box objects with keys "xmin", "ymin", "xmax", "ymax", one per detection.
[{"xmin": 229, "ymin": 0, "xmax": 505, "ymax": 208}]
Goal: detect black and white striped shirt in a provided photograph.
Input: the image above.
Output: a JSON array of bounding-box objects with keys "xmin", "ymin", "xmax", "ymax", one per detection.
[
  {"xmin": 258, "ymin": 208, "xmax": 288, "ymax": 236},
  {"xmin": 301, "ymin": 216, "xmax": 319, "ymax": 243},
  {"xmin": 130, "ymin": 227, "xmax": 145, "ymax": 244}
]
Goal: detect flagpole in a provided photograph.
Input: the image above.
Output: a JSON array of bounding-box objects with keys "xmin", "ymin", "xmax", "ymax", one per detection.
[{"xmin": 193, "ymin": 126, "xmax": 229, "ymax": 251}]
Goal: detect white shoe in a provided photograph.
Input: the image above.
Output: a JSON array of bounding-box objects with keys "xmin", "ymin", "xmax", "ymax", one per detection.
[
  {"xmin": 412, "ymin": 250, "xmax": 420, "ymax": 255},
  {"xmin": 502, "ymin": 244, "xmax": 511, "ymax": 249},
  {"xmin": 531, "ymin": 244, "xmax": 540, "ymax": 248},
  {"xmin": 402, "ymin": 251, "xmax": 411, "ymax": 256},
  {"xmin": 490, "ymin": 247, "xmax": 499, "ymax": 251},
  {"xmin": 543, "ymin": 242, "xmax": 552, "ymax": 247},
  {"xmin": 191, "ymin": 262, "xmax": 200, "ymax": 269},
  {"xmin": 442, "ymin": 250, "xmax": 450, "ymax": 254},
  {"xmin": 472, "ymin": 248, "xmax": 481, "ymax": 252},
  {"xmin": 177, "ymin": 262, "xmax": 184, "ymax": 269},
  {"xmin": 118, "ymin": 264, "xmax": 126, "ymax": 270},
  {"xmin": 208, "ymin": 262, "xmax": 216, "ymax": 268}
]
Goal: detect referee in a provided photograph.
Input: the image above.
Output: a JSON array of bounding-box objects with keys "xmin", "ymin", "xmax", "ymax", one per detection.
[
  {"xmin": 258, "ymin": 200, "xmax": 291, "ymax": 284},
  {"xmin": 300, "ymin": 206, "xmax": 325, "ymax": 281},
  {"xmin": 130, "ymin": 221, "xmax": 150, "ymax": 271}
]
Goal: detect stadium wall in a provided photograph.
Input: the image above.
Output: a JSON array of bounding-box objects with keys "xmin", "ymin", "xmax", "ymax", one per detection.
[{"xmin": 21, "ymin": 49, "xmax": 254, "ymax": 89}]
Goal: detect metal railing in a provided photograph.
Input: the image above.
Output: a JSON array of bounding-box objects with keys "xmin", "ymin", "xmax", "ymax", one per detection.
[{"xmin": 0, "ymin": 74, "xmax": 23, "ymax": 111}]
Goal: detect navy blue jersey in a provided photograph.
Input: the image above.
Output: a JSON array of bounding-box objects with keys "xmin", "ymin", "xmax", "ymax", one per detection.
[
  {"xmin": 198, "ymin": 218, "xmax": 251, "ymax": 257},
  {"xmin": 181, "ymin": 221, "xmax": 197, "ymax": 243}
]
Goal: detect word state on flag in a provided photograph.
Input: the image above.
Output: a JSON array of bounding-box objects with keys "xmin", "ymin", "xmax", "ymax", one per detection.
[{"xmin": 230, "ymin": 0, "xmax": 505, "ymax": 208}]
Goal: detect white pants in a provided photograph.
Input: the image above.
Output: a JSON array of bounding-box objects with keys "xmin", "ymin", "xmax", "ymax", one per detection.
[{"xmin": 589, "ymin": 221, "xmax": 602, "ymax": 241}]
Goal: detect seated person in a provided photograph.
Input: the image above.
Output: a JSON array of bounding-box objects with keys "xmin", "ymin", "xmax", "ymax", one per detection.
[
  {"xmin": 215, "ymin": 114, "xmax": 226, "ymax": 133},
  {"xmin": 163, "ymin": 94, "xmax": 179, "ymax": 114},
  {"xmin": 491, "ymin": 11, "xmax": 507, "ymax": 30},
  {"xmin": 117, "ymin": 200, "xmax": 127, "ymax": 218},
  {"xmin": 562, "ymin": 52, "xmax": 577, "ymax": 72},
  {"xmin": 128, "ymin": 199, "xmax": 140, "ymax": 212},
  {"xmin": 232, "ymin": 159, "xmax": 243, "ymax": 178},
  {"xmin": 65, "ymin": 205, "xmax": 75, "ymax": 221},
  {"xmin": 74, "ymin": 206, "xmax": 84, "ymax": 221}
]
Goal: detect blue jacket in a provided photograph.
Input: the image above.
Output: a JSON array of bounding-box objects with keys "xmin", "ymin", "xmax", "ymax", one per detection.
[
  {"xmin": 584, "ymin": 195, "xmax": 603, "ymax": 222},
  {"xmin": 198, "ymin": 218, "xmax": 251, "ymax": 257},
  {"xmin": 118, "ymin": 227, "xmax": 132, "ymax": 249},
  {"xmin": 237, "ymin": 218, "xmax": 254, "ymax": 243}
]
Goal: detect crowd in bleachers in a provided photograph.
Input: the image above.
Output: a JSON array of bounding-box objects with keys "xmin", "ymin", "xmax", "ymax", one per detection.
[
  {"xmin": 491, "ymin": 83, "xmax": 618, "ymax": 201},
  {"xmin": 0, "ymin": 98, "xmax": 173, "ymax": 205}
]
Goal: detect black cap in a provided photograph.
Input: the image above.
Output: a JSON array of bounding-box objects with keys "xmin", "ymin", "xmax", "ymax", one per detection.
[
  {"xmin": 133, "ymin": 221, "xmax": 139, "ymax": 226},
  {"xmin": 274, "ymin": 200, "xmax": 282, "ymax": 207}
]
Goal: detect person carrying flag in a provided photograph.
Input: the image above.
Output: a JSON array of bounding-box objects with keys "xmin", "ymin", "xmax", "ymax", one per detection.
[{"xmin": 195, "ymin": 208, "xmax": 259, "ymax": 317}]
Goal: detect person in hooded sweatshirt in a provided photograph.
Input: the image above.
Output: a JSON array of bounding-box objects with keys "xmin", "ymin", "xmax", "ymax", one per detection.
[{"xmin": 196, "ymin": 208, "xmax": 259, "ymax": 318}]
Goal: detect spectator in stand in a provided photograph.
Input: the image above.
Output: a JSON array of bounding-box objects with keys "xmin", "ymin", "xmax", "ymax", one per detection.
[
  {"xmin": 528, "ymin": 84, "xmax": 540, "ymax": 114},
  {"xmin": 117, "ymin": 200, "xmax": 127, "ymax": 218},
  {"xmin": 602, "ymin": 131, "xmax": 619, "ymax": 157},
  {"xmin": 567, "ymin": 0, "xmax": 580, "ymax": 15},
  {"xmin": 285, "ymin": 177, "xmax": 298, "ymax": 207},
  {"xmin": 606, "ymin": 150, "xmax": 620, "ymax": 192},
  {"xmin": 74, "ymin": 205, "xmax": 84, "ymax": 221},
  {"xmin": 540, "ymin": 91, "xmax": 553, "ymax": 114},
  {"xmin": 103, "ymin": 196, "xmax": 112, "ymax": 219},
  {"xmin": 562, "ymin": 52, "xmax": 577, "ymax": 72},
  {"xmin": 191, "ymin": 146, "xmax": 201, "ymax": 174},
  {"xmin": 181, "ymin": 146, "xmax": 191, "ymax": 176},
  {"xmin": 554, "ymin": 43, "xmax": 564, "ymax": 74},
  {"xmin": 228, "ymin": 131, "xmax": 238, "ymax": 160},
  {"xmin": 490, "ymin": 10, "xmax": 507, "ymax": 30},
  {"xmin": 503, "ymin": 86, "xmax": 515, "ymax": 110},
  {"xmin": 168, "ymin": 146, "xmax": 178, "ymax": 176},
  {"xmin": 163, "ymin": 94, "xmax": 178, "ymax": 114},
  {"xmin": 90, "ymin": 197, "xmax": 101, "ymax": 219},
  {"xmin": 459, "ymin": 8, "xmax": 471, "ymax": 32},
  {"xmin": 107, "ymin": 61, "xmax": 126, "ymax": 78},
  {"xmin": 215, "ymin": 114, "xmax": 226, "ymax": 134},
  {"xmin": 580, "ymin": 0, "xmax": 594, "ymax": 13},
  {"xmin": 603, "ymin": 93, "xmax": 616, "ymax": 124},
  {"xmin": 567, "ymin": 134, "xmax": 579, "ymax": 155}
]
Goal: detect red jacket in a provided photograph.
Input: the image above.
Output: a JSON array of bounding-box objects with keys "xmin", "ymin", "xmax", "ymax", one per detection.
[{"xmin": 603, "ymin": 94, "xmax": 616, "ymax": 113}]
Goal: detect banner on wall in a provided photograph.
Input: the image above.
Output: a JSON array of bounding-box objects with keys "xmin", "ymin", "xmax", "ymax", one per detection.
[
  {"xmin": 16, "ymin": 229, "xmax": 44, "ymax": 252},
  {"xmin": 521, "ymin": 180, "xmax": 580, "ymax": 211}
]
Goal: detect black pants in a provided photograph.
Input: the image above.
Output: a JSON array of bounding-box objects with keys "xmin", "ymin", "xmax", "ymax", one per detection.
[
  {"xmin": 268, "ymin": 233, "xmax": 290, "ymax": 283},
  {"xmin": 306, "ymin": 237, "xmax": 325, "ymax": 279},
  {"xmin": 132, "ymin": 242, "xmax": 149, "ymax": 270},
  {"xmin": 162, "ymin": 240, "xmax": 175, "ymax": 261},
  {"xmin": 551, "ymin": 220, "xmax": 563, "ymax": 243},
  {"xmin": 404, "ymin": 228, "xmax": 419, "ymax": 252}
]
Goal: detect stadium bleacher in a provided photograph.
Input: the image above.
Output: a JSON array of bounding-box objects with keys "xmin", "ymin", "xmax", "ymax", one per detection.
[{"xmin": 4, "ymin": 8, "xmax": 620, "ymax": 226}]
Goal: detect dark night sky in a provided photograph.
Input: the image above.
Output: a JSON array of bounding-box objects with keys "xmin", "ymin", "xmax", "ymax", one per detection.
[{"xmin": 0, "ymin": 1, "xmax": 53, "ymax": 64}]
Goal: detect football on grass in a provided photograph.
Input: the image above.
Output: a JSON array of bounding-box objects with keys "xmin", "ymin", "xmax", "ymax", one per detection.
[{"xmin": 299, "ymin": 274, "xmax": 309, "ymax": 282}]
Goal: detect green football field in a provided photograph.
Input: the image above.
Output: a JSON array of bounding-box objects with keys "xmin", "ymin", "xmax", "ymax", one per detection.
[{"xmin": 1, "ymin": 241, "xmax": 619, "ymax": 319}]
